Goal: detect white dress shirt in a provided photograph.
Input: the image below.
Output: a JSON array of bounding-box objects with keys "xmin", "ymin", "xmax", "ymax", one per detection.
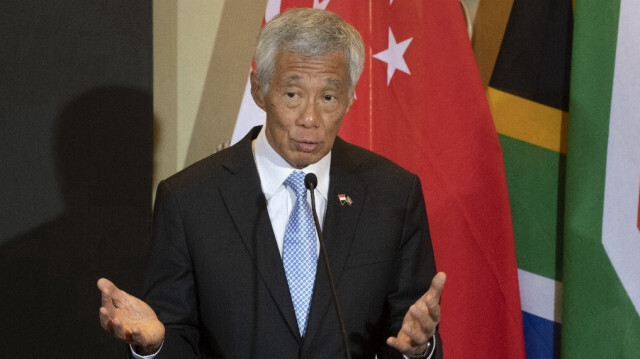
[{"xmin": 253, "ymin": 126, "xmax": 330, "ymax": 256}]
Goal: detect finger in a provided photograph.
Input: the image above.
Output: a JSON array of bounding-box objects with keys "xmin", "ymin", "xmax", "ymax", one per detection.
[
  {"xmin": 98, "ymin": 278, "xmax": 130, "ymax": 303},
  {"xmin": 112, "ymin": 316, "xmax": 134, "ymax": 342},
  {"xmin": 386, "ymin": 336, "xmax": 411, "ymax": 353},
  {"xmin": 112, "ymin": 316, "xmax": 123, "ymax": 334},
  {"xmin": 131, "ymin": 327, "xmax": 149, "ymax": 347},
  {"xmin": 400, "ymin": 312, "xmax": 429, "ymax": 344},
  {"xmin": 98, "ymin": 278, "xmax": 118, "ymax": 308},
  {"xmin": 97, "ymin": 277, "xmax": 116, "ymax": 293},
  {"xmin": 125, "ymin": 326, "xmax": 141, "ymax": 345},
  {"xmin": 415, "ymin": 273, "xmax": 445, "ymax": 319},
  {"xmin": 405, "ymin": 313, "xmax": 432, "ymax": 346},
  {"xmin": 425, "ymin": 296, "xmax": 441, "ymax": 323},
  {"xmin": 424, "ymin": 272, "xmax": 445, "ymax": 324},
  {"xmin": 126, "ymin": 326, "xmax": 155, "ymax": 348},
  {"xmin": 407, "ymin": 301, "xmax": 427, "ymax": 328},
  {"xmin": 99, "ymin": 308, "xmax": 118, "ymax": 336},
  {"xmin": 415, "ymin": 292, "xmax": 440, "ymax": 324},
  {"xmin": 427, "ymin": 272, "xmax": 447, "ymax": 301},
  {"xmin": 425, "ymin": 272, "xmax": 446, "ymax": 301},
  {"xmin": 386, "ymin": 335, "xmax": 426, "ymax": 356},
  {"xmin": 408, "ymin": 303, "xmax": 436, "ymax": 338},
  {"xmin": 99, "ymin": 307, "xmax": 113, "ymax": 331},
  {"xmin": 405, "ymin": 280, "xmax": 443, "ymax": 337}
]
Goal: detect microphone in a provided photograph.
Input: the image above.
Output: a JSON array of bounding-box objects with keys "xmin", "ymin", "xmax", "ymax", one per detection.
[
  {"xmin": 304, "ymin": 173, "xmax": 352, "ymax": 359},
  {"xmin": 303, "ymin": 172, "xmax": 318, "ymax": 191}
]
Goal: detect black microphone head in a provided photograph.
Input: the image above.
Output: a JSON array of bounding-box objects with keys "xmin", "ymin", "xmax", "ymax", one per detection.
[{"xmin": 304, "ymin": 172, "xmax": 318, "ymax": 190}]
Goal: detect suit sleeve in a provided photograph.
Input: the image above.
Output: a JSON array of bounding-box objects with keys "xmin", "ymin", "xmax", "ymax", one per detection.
[
  {"xmin": 378, "ymin": 175, "xmax": 443, "ymax": 359},
  {"xmin": 140, "ymin": 180, "xmax": 201, "ymax": 358}
]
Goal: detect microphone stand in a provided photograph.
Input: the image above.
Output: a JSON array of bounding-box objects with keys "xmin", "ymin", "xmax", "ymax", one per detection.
[{"xmin": 306, "ymin": 177, "xmax": 352, "ymax": 359}]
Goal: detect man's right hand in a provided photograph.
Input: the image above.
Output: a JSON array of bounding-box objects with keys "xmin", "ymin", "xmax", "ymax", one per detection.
[{"xmin": 97, "ymin": 278, "xmax": 165, "ymax": 355}]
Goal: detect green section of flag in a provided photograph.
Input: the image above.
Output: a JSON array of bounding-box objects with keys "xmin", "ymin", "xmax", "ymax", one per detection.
[
  {"xmin": 500, "ymin": 135, "xmax": 564, "ymax": 281},
  {"xmin": 562, "ymin": 0, "xmax": 640, "ymax": 356}
]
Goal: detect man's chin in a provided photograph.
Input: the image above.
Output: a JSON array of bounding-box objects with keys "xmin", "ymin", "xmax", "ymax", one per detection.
[{"xmin": 289, "ymin": 154, "xmax": 321, "ymax": 169}]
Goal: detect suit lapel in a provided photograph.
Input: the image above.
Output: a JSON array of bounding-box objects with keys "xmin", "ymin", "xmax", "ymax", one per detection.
[
  {"xmin": 218, "ymin": 128, "xmax": 301, "ymax": 342},
  {"xmin": 303, "ymin": 138, "xmax": 366, "ymax": 352}
]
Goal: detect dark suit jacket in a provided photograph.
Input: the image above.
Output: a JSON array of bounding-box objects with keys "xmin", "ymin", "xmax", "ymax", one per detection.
[{"xmin": 143, "ymin": 126, "xmax": 441, "ymax": 358}]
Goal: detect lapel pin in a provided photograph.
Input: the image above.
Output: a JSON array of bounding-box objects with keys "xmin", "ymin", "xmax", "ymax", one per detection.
[{"xmin": 338, "ymin": 194, "xmax": 353, "ymax": 206}]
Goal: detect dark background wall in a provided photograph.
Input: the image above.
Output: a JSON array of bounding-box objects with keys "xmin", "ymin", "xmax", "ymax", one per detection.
[{"xmin": 0, "ymin": 1, "xmax": 153, "ymax": 357}]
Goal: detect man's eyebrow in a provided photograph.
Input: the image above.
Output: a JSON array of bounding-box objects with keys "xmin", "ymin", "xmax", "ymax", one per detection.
[
  {"xmin": 326, "ymin": 78, "xmax": 345, "ymax": 89},
  {"xmin": 281, "ymin": 74, "xmax": 302, "ymax": 85},
  {"xmin": 279, "ymin": 74, "xmax": 346, "ymax": 89}
]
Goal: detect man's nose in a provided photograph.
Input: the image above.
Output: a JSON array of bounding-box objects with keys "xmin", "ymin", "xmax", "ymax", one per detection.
[{"xmin": 299, "ymin": 99, "xmax": 321, "ymax": 127}]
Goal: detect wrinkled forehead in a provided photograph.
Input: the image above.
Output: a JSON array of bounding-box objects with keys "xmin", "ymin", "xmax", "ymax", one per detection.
[{"xmin": 272, "ymin": 51, "xmax": 351, "ymax": 85}]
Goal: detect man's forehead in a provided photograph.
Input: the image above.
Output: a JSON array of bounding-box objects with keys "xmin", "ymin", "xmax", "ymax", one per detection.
[
  {"xmin": 279, "ymin": 73, "xmax": 346, "ymax": 86},
  {"xmin": 274, "ymin": 53, "xmax": 349, "ymax": 85},
  {"xmin": 277, "ymin": 51, "xmax": 347, "ymax": 68}
]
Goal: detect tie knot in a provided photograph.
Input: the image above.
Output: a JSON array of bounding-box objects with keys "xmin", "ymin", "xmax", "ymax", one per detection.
[{"xmin": 285, "ymin": 170, "xmax": 307, "ymax": 198}]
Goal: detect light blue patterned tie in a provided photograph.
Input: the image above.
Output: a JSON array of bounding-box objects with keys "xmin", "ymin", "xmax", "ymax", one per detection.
[{"xmin": 283, "ymin": 170, "xmax": 318, "ymax": 337}]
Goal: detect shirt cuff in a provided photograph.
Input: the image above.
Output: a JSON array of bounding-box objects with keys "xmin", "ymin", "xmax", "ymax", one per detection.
[{"xmin": 129, "ymin": 341, "xmax": 163, "ymax": 359}]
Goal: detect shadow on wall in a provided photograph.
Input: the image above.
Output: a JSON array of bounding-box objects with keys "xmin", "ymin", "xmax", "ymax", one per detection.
[{"xmin": 0, "ymin": 87, "xmax": 153, "ymax": 358}]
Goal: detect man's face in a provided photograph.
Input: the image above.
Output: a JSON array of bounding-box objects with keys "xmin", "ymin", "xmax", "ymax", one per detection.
[{"xmin": 251, "ymin": 51, "xmax": 354, "ymax": 169}]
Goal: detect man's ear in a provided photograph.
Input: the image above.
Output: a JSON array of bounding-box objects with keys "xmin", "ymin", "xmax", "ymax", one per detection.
[{"xmin": 250, "ymin": 70, "xmax": 266, "ymax": 110}]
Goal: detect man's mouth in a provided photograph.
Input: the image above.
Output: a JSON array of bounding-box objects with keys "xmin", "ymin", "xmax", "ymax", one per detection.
[{"xmin": 294, "ymin": 140, "xmax": 319, "ymax": 153}]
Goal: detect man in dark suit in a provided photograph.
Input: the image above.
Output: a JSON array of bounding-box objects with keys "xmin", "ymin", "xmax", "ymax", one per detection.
[{"xmin": 98, "ymin": 8, "xmax": 445, "ymax": 358}]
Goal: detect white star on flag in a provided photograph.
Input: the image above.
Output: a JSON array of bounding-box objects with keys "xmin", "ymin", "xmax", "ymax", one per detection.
[{"xmin": 373, "ymin": 27, "xmax": 413, "ymax": 85}]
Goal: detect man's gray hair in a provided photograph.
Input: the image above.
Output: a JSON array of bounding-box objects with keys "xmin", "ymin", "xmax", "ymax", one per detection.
[{"xmin": 254, "ymin": 8, "xmax": 365, "ymax": 95}]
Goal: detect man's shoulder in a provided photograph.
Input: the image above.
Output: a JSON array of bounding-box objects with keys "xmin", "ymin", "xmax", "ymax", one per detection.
[
  {"xmin": 165, "ymin": 149, "xmax": 229, "ymax": 184},
  {"xmin": 160, "ymin": 130, "xmax": 257, "ymax": 194}
]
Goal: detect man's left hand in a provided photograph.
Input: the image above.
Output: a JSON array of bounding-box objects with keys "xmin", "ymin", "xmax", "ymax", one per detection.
[{"xmin": 387, "ymin": 272, "xmax": 446, "ymax": 357}]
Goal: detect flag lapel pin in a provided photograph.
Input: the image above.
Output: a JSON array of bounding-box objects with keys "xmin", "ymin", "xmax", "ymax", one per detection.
[{"xmin": 338, "ymin": 194, "xmax": 353, "ymax": 206}]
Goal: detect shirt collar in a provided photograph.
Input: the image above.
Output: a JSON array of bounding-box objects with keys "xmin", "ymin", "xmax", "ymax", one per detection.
[{"xmin": 254, "ymin": 126, "xmax": 330, "ymax": 201}]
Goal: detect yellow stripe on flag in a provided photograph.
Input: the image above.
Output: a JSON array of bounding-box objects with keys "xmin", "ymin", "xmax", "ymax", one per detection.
[{"xmin": 488, "ymin": 87, "xmax": 568, "ymax": 154}]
